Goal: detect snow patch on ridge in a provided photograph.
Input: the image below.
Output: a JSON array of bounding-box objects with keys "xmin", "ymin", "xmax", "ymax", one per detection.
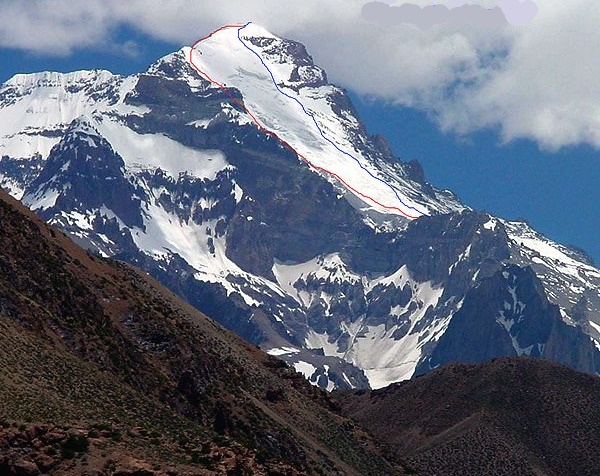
[
  {"xmin": 293, "ymin": 361, "xmax": 317, "ymax": 380},
  {"xmin": 272, "ymin": 253, "xmax": 363, "ymax": 307},
  {"xmin": 505, "ymin": 220, "xmax": 600, "ymax": 336},
  {"xmin": 297, "ymin": 261, "xmax": 446, "ymax": 389},
  {"xmin": 267, "ymin": 347, "xmax": 300, "ymax": 356},
  {"xmin": 98, "ymin": 121, "xmax": 230, "ymax": 180}
]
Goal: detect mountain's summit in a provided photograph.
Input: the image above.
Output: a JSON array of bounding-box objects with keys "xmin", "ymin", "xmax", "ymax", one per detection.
[
  {"xmin": 239, "ymin": 23, "xmax": 329, "ymax": 88},
  {"xmin": 188, "ymin": 22, "xmax": 460, "ymax": 219}
]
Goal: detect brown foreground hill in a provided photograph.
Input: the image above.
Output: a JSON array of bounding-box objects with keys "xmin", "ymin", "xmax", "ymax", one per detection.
[
  {"xmin": 339, "ymin": 357, "xmax": 600, "ymax": 476},
  {"xmin": 0, "ymin": 189, "xmax": 404, "ymax": 475},
  {"xmin": 4, "ymin": 185, "xmax": 600, "ymax": 476}
]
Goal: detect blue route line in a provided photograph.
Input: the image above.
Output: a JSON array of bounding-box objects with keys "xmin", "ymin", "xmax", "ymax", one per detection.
[{"xmin": 236, "ymin": 21, "xmax": 427, "ymax": 217}]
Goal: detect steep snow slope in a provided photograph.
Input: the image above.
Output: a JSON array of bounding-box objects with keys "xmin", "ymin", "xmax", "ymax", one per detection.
[
  {"xmin": 189, "ymin": 23, "xmax": 456, "ymax": 219},
  {"xmin": 271, "ymin": 255, "xmax": 448, "ymax": 386}
]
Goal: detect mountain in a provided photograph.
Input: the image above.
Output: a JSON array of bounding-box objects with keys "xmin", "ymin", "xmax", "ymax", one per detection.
[
  {"xmin": 1, "ymin": 22, "xmax": 600, "ymax": 389},
  {"xmin": 339, "ymin": 357, "xmax": 600, "ymax": 476},
  {"xmin": 0, "ymin": 188, "xmax": 403, "ymax": 475}
]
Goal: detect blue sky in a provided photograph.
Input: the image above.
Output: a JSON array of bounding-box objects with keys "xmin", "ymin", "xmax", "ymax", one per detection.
[{"xmin": 0, "ymin": 1, "xmax": 599, "ymax": 264}]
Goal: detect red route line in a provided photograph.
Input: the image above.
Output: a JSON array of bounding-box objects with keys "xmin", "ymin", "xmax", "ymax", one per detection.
[{"xmin": 188, "ymin": 24, "xmax": 420, "ymax": 220}]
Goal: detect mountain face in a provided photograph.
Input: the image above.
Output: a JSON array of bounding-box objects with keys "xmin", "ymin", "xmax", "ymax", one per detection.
[
  {"xmin": 0, "ymin": 189, "xmax": 400, "ymax": 476},
  {"xmin": 420, "ymin": 264, "xmax": 600, "ymax": 374},
  {"xmin": 1, "ymin": 22, "xmax": 600, "ymax": 390},
  {"xmin": 339, "ymin": 357, "xmax": 600, "ymax": 476}
]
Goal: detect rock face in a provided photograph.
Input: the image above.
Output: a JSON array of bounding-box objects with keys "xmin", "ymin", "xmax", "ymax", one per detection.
[
  {"xmin": 1, "ymin": 24, "xmax": 600, "ymax": 389},
  {"xmin": 26, "ymin": 119, "xmax": 143, "ymax": 230},
  {"xmin": 419, "ymin": 265, "xmax": 600, "ymax": 374}
]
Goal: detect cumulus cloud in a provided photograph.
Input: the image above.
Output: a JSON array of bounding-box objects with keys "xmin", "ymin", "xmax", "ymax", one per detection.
[
  {"xmin": 0, "ymin": 0, "xmax": 113, "ymax": 54},
  {"xmin": 0, "ymin": 0, "xmax": 598, "ymax": 150},
  {"xmin": 434, "ymin": 0, "xmax": 600, "ymax": 149}
]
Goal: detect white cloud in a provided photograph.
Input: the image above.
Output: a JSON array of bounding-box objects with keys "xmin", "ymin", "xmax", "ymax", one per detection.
[
  {"xmin": 434, "ymin": 0, "xmax": 600, "ymax": 149},
  {"xmin": 0, "ymin": 0, "xmax": 598, "ymax": 150},
  {"xmin": 0, "ymin": 0, "xmax": 129, "ymax": 54}
]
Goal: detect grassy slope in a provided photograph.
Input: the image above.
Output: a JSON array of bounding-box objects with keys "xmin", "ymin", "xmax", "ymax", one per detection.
[{"xmin": 0, "ymin": 190, "xmax": 402, "ymax": 476}]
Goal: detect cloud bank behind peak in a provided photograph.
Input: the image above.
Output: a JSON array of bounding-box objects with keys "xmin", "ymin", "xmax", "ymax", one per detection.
[{"xmin": 0, "ymin": 0, "xmax": 598, "ymax": 151}]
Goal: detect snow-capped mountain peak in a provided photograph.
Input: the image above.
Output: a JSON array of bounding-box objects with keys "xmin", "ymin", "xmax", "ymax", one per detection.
[
  {"xmin": 188, "ymin": 22, "xmax": 461, "ymax": 220},
  {"xmin": 239, "ymin": 23, "xmax": 329, "ymax": 89},
  {"xmin": 0, "ymin": 26, "xmax": 599, "ymax": 391}
]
